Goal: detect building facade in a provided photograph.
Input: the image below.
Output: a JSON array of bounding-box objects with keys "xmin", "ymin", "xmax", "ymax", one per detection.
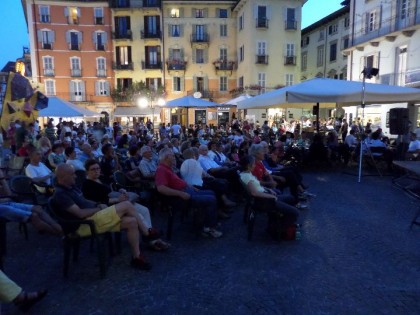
[{"xmin": 344, "ymin": 0, "xmax": 420, "ymax": 135}]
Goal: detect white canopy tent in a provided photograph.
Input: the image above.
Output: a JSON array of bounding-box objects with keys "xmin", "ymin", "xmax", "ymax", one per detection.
[
  {"xmin": 38, "ymin": 97, "xmax": 100, "ymax": 117},
  {"xmin": 237, "ymin": 78, "xmax": 420, "ymax": 110},
  {"xmin": 222, "ymin": 94, "xmax": 252, "ymax": 106}
]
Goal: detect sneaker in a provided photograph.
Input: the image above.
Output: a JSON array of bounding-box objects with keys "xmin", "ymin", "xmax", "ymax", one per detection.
[
  {"xmin": 202, "ymin": 227, "xmax": 223, "ymax": 238},
  {"xmin": 131, "ymin": 255, "xmax": 152, "ymax": 270},
  {"xmin": 296, "ymin": 202, "xmax": 309, "ymax": 210}
]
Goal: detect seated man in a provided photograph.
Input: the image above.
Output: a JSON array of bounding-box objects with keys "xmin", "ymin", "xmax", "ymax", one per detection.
[
  {"xmin": 138, "ymin": 145, "xmax": 158, "ymax": 180},
  {"xmin": 155, "ymin": 148, "xmax": 223, "ymax": 238},
  {"xmin": 406, "ymin": 132, "xmax": 420, "ymax": 160},
  {"xmin": 25, "ymin": 149, "xmax": 54, "ymax": 194},
  {"xmin": 51, "ymin": 164, "xmax": 152, "ymax": 270},
  {"xmin": 365, "ymin": 131, "xmax": 394, "ymax": 170}
]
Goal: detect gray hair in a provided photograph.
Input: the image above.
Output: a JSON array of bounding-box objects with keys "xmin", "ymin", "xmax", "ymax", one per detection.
[
  {"xmin": 140, "ymin": 145, "xmax": 152, "ymax": 156},
  {"xmin": 183, "ymin": 147, "xmax": 195, "ymax": 160},
  {"xmin": 248, "ymin": 143, "xmax": 263, "ymax": 157},
  {"xmin": 158, "ymin": 147, "xmax": 174, "ymax": 162}
]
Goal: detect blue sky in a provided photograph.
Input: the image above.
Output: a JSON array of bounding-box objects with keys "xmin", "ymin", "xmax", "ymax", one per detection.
[{"xmin": 0, "ymin": 0, "xmax": 344, "ymax": 68}]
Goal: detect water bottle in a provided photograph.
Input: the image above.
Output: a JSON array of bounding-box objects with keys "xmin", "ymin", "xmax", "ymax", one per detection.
[{"xmin": 295, "ymin": 230, "xmax": 302, "ymax": 240}]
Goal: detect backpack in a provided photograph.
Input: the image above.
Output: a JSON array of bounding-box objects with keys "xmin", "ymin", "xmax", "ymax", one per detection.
[{"xmin": 266, "ymin": 211, "xmax": 298, "ymax": 241}]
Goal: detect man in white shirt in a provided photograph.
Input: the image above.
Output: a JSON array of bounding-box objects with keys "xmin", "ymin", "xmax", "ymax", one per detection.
[
  {"xmin": 170, "ymin": 123, "xmax": 182, "ymax": 139},
  {"xmin": 406, "ymin": 132, "xmax": 420, "ymax": 160}
]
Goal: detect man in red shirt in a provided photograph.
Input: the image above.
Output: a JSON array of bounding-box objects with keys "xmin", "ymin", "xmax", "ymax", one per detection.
[{"xmin": 155, "ymin": 148, "xmax": 223, "ymax": 238}]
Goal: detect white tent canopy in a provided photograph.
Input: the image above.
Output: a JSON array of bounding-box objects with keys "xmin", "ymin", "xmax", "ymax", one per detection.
[
  {"xmin": 223, "ymin": 94, "xmax": 251, "ymax": 106},
  {"xmin": 39, "ymin": 97, "xmax": 100, "ymax": 117},
  {"xmin": 238, "ymin": 78, "xmax": 420, "ymax": 109}
]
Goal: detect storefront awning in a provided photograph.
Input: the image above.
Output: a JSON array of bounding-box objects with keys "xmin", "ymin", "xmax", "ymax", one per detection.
[{"xmin": 113, "ymin": 107, "xmax": 156, "ymax": 117}]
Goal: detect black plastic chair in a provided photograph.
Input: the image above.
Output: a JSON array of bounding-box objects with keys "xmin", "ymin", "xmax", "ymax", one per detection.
[
  {"xmin": 9, "ymin": 175, "xmax": 49, "ymax": 207},
  {"xmin": 47, "ymin": 199, "xmax": 110, "ymax": 279},
  {"xmin": 240, "ymin": 179, "xmax": 258, "ymax": 241}
]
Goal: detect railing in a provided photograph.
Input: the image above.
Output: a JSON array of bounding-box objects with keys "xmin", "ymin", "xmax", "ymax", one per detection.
[
  {"xmin": 95, "ymin": 17, "xmax": 104, "ymax": 25},
  {"xmin": 96, "ymin": 44, "xmax": 105, "ymax": 51},
  {"xmin": 284, "ymin": 56, "xmax": 296, "ymax": 65},
  {"xmin": 141, "ymin": 30, "xmax": 162, "ymax": 39},
  {"xmin": 112, "ymin": 62, "xmax": 134, "ymax": 70},
  {"xmin": 108, "ymin": 0, "xmax": 130, "ymax": 9},
  {"xmin": 97, "ymin": 69, "xmax": 107, "ymax": 77},
  {"xmin": 141, "ymin": 61, "xmax": 162, "ymax": 70},
  {"xmin": 256, "ymin": 18, "xmax": 269, "ymax": 28},
  {"xmin": 42, "ymin": 43, "xmax": 52, "ymax": 50},
  {"xmin": 255, "ymin": 55, "xmax": 269, "ymax": 64},
  {"xmin": 142, "ymin": 0, "xmax": 161, "ymax": 8},
  {"xmin": 70, "ymin": 43, "xmax": 80, "ymax": 51},
  {"xmin": 108, "ymin": 0, "xmax": 161, "ymax": 9},
  {"xmin": 112, "ymin": 30, "xmax": 132, "ymax": 40},
  {"xmin": 187, "ymin": 90, "xmax": 214, "ymax": 99},
  {"xmin": 43, "ymin": 69, "xmax": 54, "ymax": 77},
  {"xmin": 213, "ymin": 60, "xmax": 236, "ymax": 71},
  {"xmin": 166, "ymin": 59, "xmax": 187, "ymax": 71},
  {"xmin": 191, "ymin": 33, "xmax": 210, "ymax": 43},
  {"xmin": 380, "ymin": 68, "xmax": 420, "ymax": 87},
  {"xmin": 285, "ymin": 20, "xmax": 297, "ymax": 30},
  {"xmin": 71, "ymin": 69, "xmax": 82, "ymax": 77}
]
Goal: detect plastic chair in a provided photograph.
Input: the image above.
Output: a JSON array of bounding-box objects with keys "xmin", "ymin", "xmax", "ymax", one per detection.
[{"xmin": 9, "ymin": 175, "xmax": 49, "ymax": 207}]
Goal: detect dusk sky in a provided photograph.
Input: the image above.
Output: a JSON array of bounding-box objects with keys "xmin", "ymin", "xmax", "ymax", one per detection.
[{"xmin": 0, "ymin": 0, "xmax": 344, "ymax": 68}]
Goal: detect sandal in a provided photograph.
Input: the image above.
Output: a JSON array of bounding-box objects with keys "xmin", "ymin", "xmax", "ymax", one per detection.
[
  {"xmin": 14, "ymin": 289, "xmax": 48, "ymax": 312},
  {"xmin": 149, "ymin": 239, "xmax": 171, "ymax": 251}
]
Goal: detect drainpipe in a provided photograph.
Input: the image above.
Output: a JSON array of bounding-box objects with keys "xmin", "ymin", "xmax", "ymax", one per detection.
[
  {"xmin": 32, "ymin": 0, "xmax": 41, "ymax": 84},
  {"xmin": 160, "ymin": 1, "xmax": 166, "ymax": 123}
]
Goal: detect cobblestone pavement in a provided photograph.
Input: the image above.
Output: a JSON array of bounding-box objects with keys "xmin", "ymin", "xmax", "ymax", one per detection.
[{"xmin": 1, "ymin": 168, "xmax": 419, "ymax": 314}]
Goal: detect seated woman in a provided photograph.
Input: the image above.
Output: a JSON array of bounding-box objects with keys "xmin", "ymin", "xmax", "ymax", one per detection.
[
  {"xmin": 99, "ymin": 143, "xmax": 121, "ymax": 186},
  {"xmin": 239, "ymin": 155, "xmax": 300, "ymax": 239},
  {"xmin": 65, "ymin": 146, "xmax": 85, "ymax": 171},
  {"xmin": 47, "ymin": 142, "xmax": 66, "ymax": 170},
  {"xmin": 82, "ymin": 159, "xmax": 169, "ymax": 251}
]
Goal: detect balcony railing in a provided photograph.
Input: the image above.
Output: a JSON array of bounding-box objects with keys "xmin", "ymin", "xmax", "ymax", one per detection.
[
  {"xmin": 112, "ymin": 62, "xmax": 134, "ymax": 70},
  {"xmin": 108, "ymin": 0, "xmax": 161, "ymax": 9},
  {"xmin": 142, "ymin": 0, "xmax": 161, "ymax": 8},
  {"xmin": 71, "ymin": 69, "xmax": 82, "ymax": 77},
  {"xmin": 255, "ymin": 55, "xmax": 269, "ymax": 64},
  {"xmin": 43, "ymin": 69, "xmax": 54, "ymax": 77},
  {"xmin": 141, "ymin": 61, "xmax": 162, "ymax": 70},
  {"xmin": 380, "ymin": 68, "xmax": 420, "ymax": 87},
  {"xmin": 213, "ymin": 60, "xmax": 236, "ymax": 71},
  {"xmin": 187, "ymin": 90, "xmax": 213, "ymax": 99},
  {"xmin": 285, "ymin": 20, "xmax": 297, "ymax": 30},
  {"xmin": 256, "ymin": 18, "xmax": 269, "ymax": 28},
  {"xmin": 96, "ymin": 44, "xmax": 105, "ymax": 51},
  {"xmin": 112, "ymin": 30, "xmax": 132, "ymax": 40},
  {"xmin": 97, "ymin": 69, "xmax": 107, "ymax": 77},
  {"xmin": 166, "ymin": 59, "xmax": 187, "ymax": 71},
  {"xmin": 108, "ymin": 0, "xmax": 130, "ymax": 9},
  {"xmin": 70, "ymin": 43, "xmax": 80, "ymax": 51},
  {"xmin": 191, "ymin": 33, "xmax": 210, "ymax": 44},
  {"xmin": 284, "ymin": 56, "xmax": 296, "ymax": 65},
  {"xmin": 141, "ymin": 30, "xmax": 162, "ymax": 39},
  {"xmin": 70, "ymin": 94, "xmax": 86, "ymax": 102},
  {"xmin": 42, "ymin": 43, "xmax": 52, "ymax": 50}
]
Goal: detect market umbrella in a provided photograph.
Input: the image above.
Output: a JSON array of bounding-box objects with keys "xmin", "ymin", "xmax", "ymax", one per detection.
[{"xmin": 223, "ymin": 94, "xmax": 252, "ymax": 106}]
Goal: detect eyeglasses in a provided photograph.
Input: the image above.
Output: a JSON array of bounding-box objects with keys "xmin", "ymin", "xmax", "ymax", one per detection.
[{"xmin": 89, "ymin": 167, "xmax": 101, "ymax": 171}]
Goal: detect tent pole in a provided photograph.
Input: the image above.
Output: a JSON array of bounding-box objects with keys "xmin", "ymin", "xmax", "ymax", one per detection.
[
  {"xmin": 316, "ymin": 103, "xmax": 320, "ymax": 133},
  {"xmin": 358, "ymin": 73, "xmax": 367, "ymax": 183}
]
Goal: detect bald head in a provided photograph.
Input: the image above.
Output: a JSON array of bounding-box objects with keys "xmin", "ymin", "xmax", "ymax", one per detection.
[{"xmin": 55, "ymin": 164, "xmax": 75, "ymax": 186}]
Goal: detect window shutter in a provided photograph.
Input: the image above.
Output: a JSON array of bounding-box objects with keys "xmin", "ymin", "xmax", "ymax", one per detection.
[
  {"xmin": 193, "ymin": 76, "xmax": 197, "ymax": 90},
  {"xmin": 103, "ymin": 32, "xmax": 107, "ymax": 44},
  {"xmin": 81, "ymin": 81, "xmax": 86, "ymax": 96},
  {"xmin": 216, "ymin": 8, "xmax": 220, "ymax": 18},
  {"xmin": 128, "ymin": 46, "xmax": 132, "ymax": 63},
  {"xmin": 127, "ymin": 18, "xmax": 131, "ymax": 31},
  {"xmin": 64, "ymin": 7, "xmax": 69, "ymax": 17},
  {"xmin": 204, "ymin": 49, "xmax": 208, "ymax": 63},
  {"xmin": 180, "ymin": 49, "xmax": 184, "ymax": 59},
  {"xmin": 204, "ymin": 9, "xmax": 208, "ymax": 18},
  {"xmin": 77, "ymin": 8, "xmax": 81, "ymax": 17},
  {"xmin": 180, "ymin": 77, "xmax": 185, "ymax": 91},
  {"xmin": 377, "ymin": 6, "xmax": 382, "ymax": 29},
  {"xmin": 50, "ymin": 31, "xmax": 55, "ymax": 43},
  {"xmin": 267, "ymin": 5, "xmax": 272, "ymax": 20},
  {"xmin": 37, "ymin": 30, "xmax": 42, "ymax": 42},
  {"xmin": 192, "ymin": 49, "xmax": 196, "ymax": 63},
  {"xmin": 191, "ymin": 8, "xmax": 195, "ymax": 17},
  {"xmin": 94, "ymin": 8, "xmax": 98, "ymax": 18},
  {"xmin": 95, "ymin": 81, "xmax": 99, "ymax": 95},
  {"xmin": 168, "ymin": 25, "xmax": 172, "ymax": 37},
  {"xmin": 204, "ymin": 77, "xmax": 209, "ymax": 90},
  {"xmin": 361, "ymin": 13, "xmax": 367, "ymax": 34},
  {"xmin": 253, "ymin": 5, "xmax": 258, "ymax": 18},
  {"xmin": 179, "ymin": 8, "xmax": 184, "ymax": 18},
  {"xmin": 169, "ymin": 48, "xmax": 173, "ymax": 59},
  {"xmin": 116, "ymin": 48, "xmax": 120, "ymax": 64},
  {"xmin": 65, "ymin": 31, "xmax": 70, "ymax": 43},
  {"xmin": 179, "ymin": 25, "xmax": 183, "ymax": 37},
  {"xmin": 105, "ymin": 81, "xmax": 110, "ymax": 95},
  {"xmin": 69, "ymin": 81, "xmax": 74, "ymax": 95},
  {"xmin": 92, "ymin": 31, "xmax": 97, "ymax": 44},
  {"xmin": 78, "ymin": 31, "xmax": 83, "ymax": 43}
]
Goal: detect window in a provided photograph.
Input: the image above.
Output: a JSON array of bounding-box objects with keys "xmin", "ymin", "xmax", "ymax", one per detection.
[
  {"xmin": 301, "ymin": 53, "xmax": 307, "ymax": 71},
  {"xmin": 144, "ymin": 16, "xmax": 159, "ymax": 36},
  {"xmin": 170, "ymin": 8, "xmax": 180, "ymax": 18},
  {"xmin": 173, "ymin": 77, "xmax": 182, "ymax": 92},
  {"xmin": 69, "ymin": 31, "xmax": 80, "ymax": 50},
  {"xmin": 146, "ymin": 78, "xmax": 162, "ymax": 91},
  {"xmin": 329, "ymin": 42, "xmax": 337, "ymax": 62},
  {"xmin": 114, "ymin": 16, "xmax": 131, "ymax": 38},
  {"xmin": 401, "ymin": 0, "xmax": 411, "ymax": 19},
  {"xmin": 94, "ymin": 8, "xmax": 104, "ymax": 25},
  {"xmin": 117, "ymin": 78, "xmax": 132, "ymax": 90},
  {"xmin": 195, "ymin": 9, "xmax": 204, "ymax": 18},
  {"xmin": 285, "ymin": 74, "xmax": 294, "ymax": 86},
  {"xmin": 96, "ymin": 81, "xmax": 109, "ymax": 96},
  {"xmin": 171, "ymin": 25, "xmax": 180, "ymax": 37},
  {"xmin": 368, "ymin": 11, "xmax": 376, "ymax": 32},
  {"xmin": 220, "ymin": 76, "xmax": 227, "ymax": 91},
  {"xmin": 317, "ymin": 46, "xmax": 324, "ymax": 67},
  {"xmin": 97, "ymin": 57, "xmax": 106, "ymax": 77},
  {"xmin": 146, "ymin": 46, "xmax": 161, "ymax": 67},
  {"xmin": 257, "ymin": 41, "xmax": 266, "ymax": 57},
  {"xmin": 328, "ymin": 24, "xmax": 338, "ymax": 35},
  {"xmin": 220, "ymin": 24, "xmax": 227, "ymax": 37},
  {"xmin": 286, "ymin": 8, "xmax": 296, "ymax": 29},
  {"xmin": 41, "ymin": 30, "xmax": 54, "ymax": 49},
  {"xmin": 286, "ymin": 43, "xmax": 294, "ymax": 57},
  {"xmin": 194, "ymin": 25, "xmax": 205, "ymax": 41},
  {"xmin": 39, "ymin": 6, "xmax": 50, "ymax": 23},
  {"xmin": 43, "ymin": 56, "xmax": 54, "ymax": 76},
  {"xmin": 257, "ymin": 6, "xmax": 267, "ymax": 27},
  {"xmin": 302, "ymin": 36, "xmax": 309, "ymax": 47},
  {"xmin": 70, "ymin": 57, "xmax": 81, "ymax": 76},
  {"xmin": 196, "ymin": 48, "xmax": 204, "ymax": 63},
  {"xmin": 365, "ymin": 55, "xmax": 374, "ymax": 69},
  {"xmin": 218, "ymin": 9, "xmax": 228, "ymax": 18},
  {"xmin": 95, "ymin": 32, "xmax": 107, "ymax": 51},
  {"xmin": 65, "ymin": 7, "xmax": 80, "ymax": 25},
  {"xmin": 117, "ymin": 46, "xmax": 132, "ymax": 66},
  {"xmin": 239, "ymin": 14, "xmax": 244, "ymax": 30},
  {"xmin": 342, "ymin": 36, "xmax": 349, "ymax": 49},
  {"xmin": 239, "ymin": 45, "xmax": 244, "ymax": 62},
  {"xmin": 45, "ymin": 80, "xmax": 55, "ymax": 95},
  {"xmin": 258, "ymin": 73, "xmax": 266, "ymax": 90},
  {"xmin": 344, "ymin": 16, "xmax": 350, "ymax": 28},
  {"xmin": 238, "ymin": 76, "xmax": 244, "ymax": 88},
  {"xmin": 319, "ymin": 29, "xmax": 325, "ymax": 41},
  {"xmin": 219, "ymin": 48, "xmax": 227, "ymax": 61},
  {"xmin": 70, "ymin": 80, "xmax": 84, "ymax": 101}
]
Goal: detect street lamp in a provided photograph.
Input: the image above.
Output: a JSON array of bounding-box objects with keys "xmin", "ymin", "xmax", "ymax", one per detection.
[{"xmin": 137, "ymin": 96, "xmax": 166, "ymax": 135}]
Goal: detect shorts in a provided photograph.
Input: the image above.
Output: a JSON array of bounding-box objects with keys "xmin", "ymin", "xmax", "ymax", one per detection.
[{"xmin": 76, "ymin": 206, "xmax": 121, "ymax": 237}]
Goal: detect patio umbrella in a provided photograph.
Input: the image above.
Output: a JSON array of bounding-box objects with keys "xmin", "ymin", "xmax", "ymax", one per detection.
[
  {"xmin": 38, "ymin": 97, "xmax": 100, "ymax": 117},
  {"xmin": 223, "ymin": 94, "xmax": 252, "ymax": 106}
]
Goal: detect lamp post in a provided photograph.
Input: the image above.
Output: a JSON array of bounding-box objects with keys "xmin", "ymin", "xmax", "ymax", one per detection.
[{"xmin": 137, "ymin": 96, "xmax": 166, "ymax": 136}]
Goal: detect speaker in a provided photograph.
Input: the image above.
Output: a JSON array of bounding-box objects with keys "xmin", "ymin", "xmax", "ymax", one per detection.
[
  {"xmin": 389, "ymin": 108, "xmax": 409, "ymax": 135},
  {"xmin": 312, "ymin": 105, "xmax": 319, "ymax": 116}
]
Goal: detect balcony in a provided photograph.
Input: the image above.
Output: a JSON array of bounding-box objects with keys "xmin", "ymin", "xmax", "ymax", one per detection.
[
  {"xmin": 187, "ymin": 90, "xmax": 214, "ymax": 99},
  {"xmin": 285, "ymin": 20, "xmax": 297, "ymax": 30},
  {"xmin": 95, "ymin": 17, "xmax": 104, "ymax": 25},
  {"xmin": 112, "ymin": 30, "xmax": 132, "ymax": 40},
  {"xmin": 108, "ymin": 0, "xmax": 130, "ymax": 9},
  {"xmin": 255, "ymin": 55, "xmax": 269, "ymax": 64},
  {"xmin": 42, "ymin": 43, "xmax": 52, "ymax": 50},
  {"xmin": 70, "ymin": 94, "xmax": 86, "ymax": 102},
  {"xmin": 213, "ymin": 60, "xmax": 236, "ymax": 74},
  {"xmin": 70, "ymin": 43, "xmax": 80, "ymax": 51},
  {"xmin": 141, "ymin": 61, "xmax": 162, "ymax": 70},
  {"xmin": 256, "ymin": 18, "xmax": 269, "ymax": 29},
  {"xmin": 166, "ymin": 59, "xmax": 187, "ymax": 71},
  {"xmin": 191, "ymin": 33, "xmax": 210, "ymax": 44},
  {"xmin": 112, "ymin": 62, "xmax": 134, "ymax": 70},
  {"xmin": 141, "ymin": 30, "xmax": 162, "ymax": 40},
  {"xmin": 43, "ymin": 69, "xmax": 54, "ymax": 77},
  {"xmin": 97, "ymin": 69, "xmax": 107, "ymax": 77},
  {"xmin": 142, "ymin": 0, "xmax": 161, "ymax": 9},
  {"xmin": 71, "ymin": 69, "xmax": 82, "ymax": 77},
  {"xmin": 284, "ymin": 56, "xmax": 296, "ymax": 65},
  {"xmin": 96, "ymin": 44, "xmax": 105, "ymax": 51}
]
